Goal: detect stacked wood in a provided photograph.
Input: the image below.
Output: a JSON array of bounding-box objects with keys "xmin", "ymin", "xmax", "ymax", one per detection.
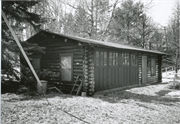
[
  {"xmin": 83, "ymin": 46, "xmax": 89, "ymax": 92},
  {"xmin": 138, "ymin": 53, "xmax": 142, "ymax": 84},
  {"xmin": 82, "ymin": 46, "xmax": 95, "ymax": 96},
  {"xmin": 88, "ymin": 48, "xmax": 95, "ymax": 96}
]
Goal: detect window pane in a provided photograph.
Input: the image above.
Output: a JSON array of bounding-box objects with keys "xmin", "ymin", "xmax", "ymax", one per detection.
[
  {"xmin": 116, "ymin": 53, "xmax": 118, "ymax": 65},
  {"xmin": 61, "ymin": 56, "xmax": 72, "ymax": 81},
  {"xmin": 126, "ymin": 53, "xmax": 129, "ymax": 65},
  {"xmin": 131, "ymin": 54, "xmax": 133, "ymax": 65},
  {"xmin": 131, "ymin": 54, "xmax": 136, "ymax": 66},
  {"xmin": 124, "ymin": 53, "xmax": 127, "ymax": 65},
  {"xmin": 113, "ymin": 53, "xmax": 115, "ymax": 65},
  {"xmin": 100, "ymin": 52, "xmax": 104, "ymax": 66},
  {"xmin": 61, "ymin": 57, "xmax": 71, "ymax": 69},
  {"xmin": 96, "ymin": 52, "xmax": 99, "ymax": 66},
  {"xmin": 109, "ymin": 52, "xmax": 112, "ymax": 65},
  {"xmin": 104, "ymin": 52, "xmax": 107, "ymax": 66},
  {"xmin": 122, "ymin": 53, "xmax": 125, "ymax": 65},
  {"xmin": 135, "ymin": 55, "xmax": 137, "ymax": 65}
]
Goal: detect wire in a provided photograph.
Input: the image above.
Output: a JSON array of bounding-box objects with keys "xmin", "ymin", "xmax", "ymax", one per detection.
[
  {"xmin": 41, "ymin": 94, "xmax": 91, "ymax": 124},
  {"xmin": 54, "ymin": 104, "xmax": 91, "ymax": 124}
]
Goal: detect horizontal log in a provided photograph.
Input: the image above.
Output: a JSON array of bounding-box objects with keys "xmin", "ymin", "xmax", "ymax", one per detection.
[
  {"xmin": 74, "ymin": 66, "xmax": 82, "ymax": 69},
  {"xmin": 73, "ymin": 72, "xmax": 83, "ymax": 75},
  {"xmin": 84, "ymin": 49, "xmax": 89, "ymax": 52},
  {"xmin": 42, "ymin": 62, "xmax": 59, "ymax": 66},
  {"xmin": 46, "ymin": 50, "xmax": 83, "ymax": 54},
  {"xmin": 42, "ymin": 66, "xmax": 59, "ymax": 69},
  {"xmin": 74, "ymin": 55, "xmax": 83, "ymax": 59},
  {"xmin": 47, "ymin": 46, "xmax": 81, "ymax": 51},
  {"xmin": 88, "ymin": 63, "xmax": 94, "ymax": 66},
  {"xmin": 74, "ymin": 59, "xmax": 83, "ymax": 63},
  {"xmin": 42, "ymin": 55, "xmax": 58, "ymax": 59},
  {"xmin": 73, "ymin": 75, "xmax": 83, "ymax": 79},
  {"xmin": 88, "ymin": 89, "xmax": 94, "ymax": 92},
  {"xmin": 89, "ymin": 85, "xmax": 94, "ymax": 89},
  {"xmin": 73, "ymin": 69, "xmax": 82, "ymax": 72},
  {"xmin": 41, "ymin": 41, "xmax": 77, "ymax": 46},
  {"xmin": 84, "ymin": 80, "xmax": 88, "ymax": 83},
  {"xmin": 42, "ymin": 68, "xmax": 59, "ymax": 72},
  {"xmin": 88, "ymin": 55, "xmax": 93, "ymax": 58},
  {"xmin": 73, "ymin": 63, "xmax": 83, "ymax": 66}
]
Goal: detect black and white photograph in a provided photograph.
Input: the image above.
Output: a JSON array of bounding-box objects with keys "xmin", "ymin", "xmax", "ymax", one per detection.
[{"xmin": 1, "ymin": 0, "xmax": 180, "ymax": 123}]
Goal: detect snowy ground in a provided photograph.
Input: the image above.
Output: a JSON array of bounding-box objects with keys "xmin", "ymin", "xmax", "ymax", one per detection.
[
  {"xmin": 1, "ymin": 79, "xmax": 180, "ymax": 124},
  {"xmin": 162, "ymin": 69, "xmax": 180, "ymax": 79}
]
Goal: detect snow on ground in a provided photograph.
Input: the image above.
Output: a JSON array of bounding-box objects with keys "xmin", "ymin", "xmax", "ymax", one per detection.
[
  {"xmin": 166, "ymin": 91, "xmax": 180, "ymax": 98},
  {"xmin": 162, "ymin": 69, "xmax": 180, "ymax": 79},
  {"xmin": 1, "ymin": 79, "xmax": 180, "ymax": 124}
]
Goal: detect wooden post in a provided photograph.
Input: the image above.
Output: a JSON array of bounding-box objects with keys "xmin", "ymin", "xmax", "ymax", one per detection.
[
  {"xmin": 2, "ymin": 11, "xmax": 44, "ymax": 93},
  {"xmin": 83, "ymin": 46, "xmax": 89, "ymax": 93}
]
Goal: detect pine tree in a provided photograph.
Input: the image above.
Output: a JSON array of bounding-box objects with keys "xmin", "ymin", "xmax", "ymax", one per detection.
[
  {"xmin": 2, "ymin": 1, "xmax": 47, "ymax": 82},
  {"xmin": 111, "ymin": 0, "xmax": 145, "ymax": 44}
]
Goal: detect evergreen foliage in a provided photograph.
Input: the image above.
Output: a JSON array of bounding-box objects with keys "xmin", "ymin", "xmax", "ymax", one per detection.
[{"xmin": 2, "ymin": 1, "xmax": 47, "ymax": 86}]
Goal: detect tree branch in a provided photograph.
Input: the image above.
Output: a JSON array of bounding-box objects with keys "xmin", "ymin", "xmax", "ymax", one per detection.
[{"xmin": 100, "ymin": 0, "xmax": 119, "ymax": 41}]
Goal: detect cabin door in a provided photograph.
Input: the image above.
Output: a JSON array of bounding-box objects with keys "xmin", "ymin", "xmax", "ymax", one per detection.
[
  {"xmin": 142, "ymin": 56, "xmax": 147, "ymax": 84},
  {"xmin": 59, "ymin": 53, "xmax": 73, "ymax": 82},
  {"xmin": 31, "ymin": 56, "xmax": 41, "ymax": 76}
]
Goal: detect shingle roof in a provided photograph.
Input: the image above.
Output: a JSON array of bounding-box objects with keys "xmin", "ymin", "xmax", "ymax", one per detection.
[{"xmin": 28, "ymin": 30, "xmax": 166, "ymax": 55}]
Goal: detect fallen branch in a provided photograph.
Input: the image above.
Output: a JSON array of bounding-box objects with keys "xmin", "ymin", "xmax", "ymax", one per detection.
[{"xmin": 48, "ymin": 87, "xmax": 63, "ymax": 94}]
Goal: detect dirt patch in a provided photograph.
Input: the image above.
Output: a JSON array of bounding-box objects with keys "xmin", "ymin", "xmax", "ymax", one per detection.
[{"xmin": 155, "ymin": 90, "xmax": 171, "ymax": 96}]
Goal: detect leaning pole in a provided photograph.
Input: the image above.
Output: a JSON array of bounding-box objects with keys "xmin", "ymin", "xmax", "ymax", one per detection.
[{"xmin": 2, "ymin": 10, "xmax": 46, "ymax": 96}]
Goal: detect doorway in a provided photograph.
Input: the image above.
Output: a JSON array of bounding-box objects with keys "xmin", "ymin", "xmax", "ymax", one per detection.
[{"xmin": 142, "ymin": 56, "xmax": 147, "ymax": 84}]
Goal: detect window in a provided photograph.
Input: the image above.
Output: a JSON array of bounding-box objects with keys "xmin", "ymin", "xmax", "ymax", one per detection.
[
  {"xmin": 96, "ymin": 51, "xmax": 107, "ymax": 66},
  {"xmin": 113, "ymin": 53, "xmax": 115, "ymax": 65},
  {"xmin": 151, "ymin": 58, "xmax": 156, "ymax": 76},
  {"xmin": 104, "ymin": 52, "xmax": 107, "ymax": 66},
  {"xmin": 123, "ymin": 53, "xmax": 129, "ymax": 65},
  {"xmin": 96, "ymin": 52, "xmax": 99, "ymax": 66},
  {"xmin": 110, "ymin": 52, "xmax": 118, "ymax": 66},
  {"xmin": 116, "ymin": 53, "xmax": 118, "ymax": 65},
  {"xmin": 122, "ymin": 53, "xmax": 124, "ymax": 65},
  {"xmin": 100, "ymin": 52, "xmax": 104, "ymax": 66},
  {"xmin": 109, "ymin": 52, "xmax": 112, "ymax": 65},
  {"xmin": 131, "ymin": 54, "xmax": 137, "ymax": 66},
  {"xmin": 60, "ymin": 54, "xmax": 73, "ymax": 81}
]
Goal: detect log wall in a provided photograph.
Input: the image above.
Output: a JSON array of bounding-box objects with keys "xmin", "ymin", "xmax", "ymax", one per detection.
[
  {"xmin": 140, "ymin": 53, "xmax": 162, "ymax": 84},
  {"xmin": 37, "ymin": 36, "xmax": 84, "ymax": 93},
  {"xmin": 30, "ymin": 32, "xmax": 163, "ymax": 95},
  {"xmin": 138, "ymin": 53, "xmax": 142, "ymax": 84}
]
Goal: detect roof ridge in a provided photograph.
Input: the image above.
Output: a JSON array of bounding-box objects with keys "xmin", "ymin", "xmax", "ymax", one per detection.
[{"xmin": 31, "ymin": 29, "xmax": 166, "ymax": 55}]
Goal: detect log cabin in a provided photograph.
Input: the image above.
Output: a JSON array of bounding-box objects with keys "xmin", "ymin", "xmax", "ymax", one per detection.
[{"xmin": 27, "ymin": 30, "xmax": 166, "ymax": 96}]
